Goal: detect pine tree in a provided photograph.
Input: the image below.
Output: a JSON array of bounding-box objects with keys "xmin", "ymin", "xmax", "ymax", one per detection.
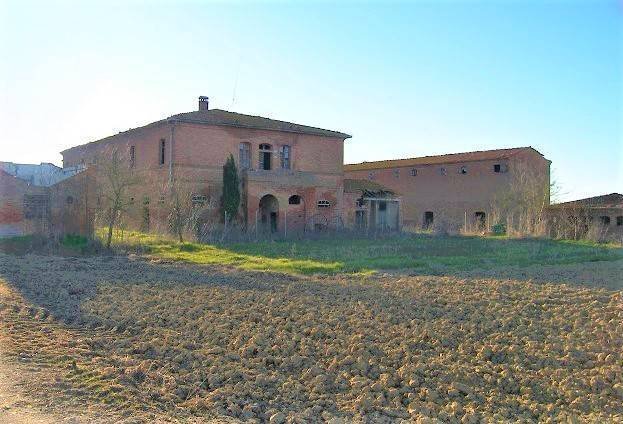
[{"xmin": 222, "ymin": 154, "xmax": 240, "ymax": 222}]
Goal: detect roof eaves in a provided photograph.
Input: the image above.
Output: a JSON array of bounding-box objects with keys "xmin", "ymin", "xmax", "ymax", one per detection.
[{"xmin": 172, "ymin": 116, "xmax": 351, "ymax": 139}]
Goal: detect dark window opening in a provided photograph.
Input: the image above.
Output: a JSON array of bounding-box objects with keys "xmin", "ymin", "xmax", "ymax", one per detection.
[
  {"xmin": 440, "ymin": 167, "xmax": 446, "ymax": 176},
  {"xmin": 143, "ymin": 196, "xmax": 150, "ymax": 205},
  {"xmin": 130, "ymin": 145, "xmax": 136, "ymax": 168},
  {"xmin": 66, "ymin": 195, "xmax": 74, "ymax": 204},
  {"xmin": 379, "ymin": 201, "xmax": 387, "ymax": 211},
  {"xmin": 280, "ymin": 145, "xmax": 291, "ymax": 169},
  {"xmin": 599, "ymin": 216, "xmax": 611, "ymax": 226},
  {"xmin": 460, "ymin": 166, "xmax": 467, "ymax": 174},
  {"xmin": 239, "ymin": 142, "xmax": 251, "ymax": 170},
  {"xmin": 494, "ymin": 164, "xmax": 501, "ymax": 173},
  {"xmin": 617, "ymin": 216, "xmax": 623, "ymax": 226},
  {"xmin": 259, "ymin": 144, "xmax": 272, "ymax": 170},
  {"xmin": 474, "ymin": 211, "xmax": 486, "ymax": 230},
  {"xmin": 159, "ymin": 139, "xmax": 166, "ymax": 165},
  {"xmin": 410, "ymin": 168, "xmax": 417, "ymax": 176},
  {"xmin": 288, "ymin": 195, "xmax": 301, "ymax": 205},
  {"xmin": 423, "ymin": 211, "xmax": 434, "ymax": 229}
]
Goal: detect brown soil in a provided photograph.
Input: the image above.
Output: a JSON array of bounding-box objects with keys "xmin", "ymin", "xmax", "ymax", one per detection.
[{"xmin": 0, "ymin": 253, "xmax": 621, "ymax": 423}]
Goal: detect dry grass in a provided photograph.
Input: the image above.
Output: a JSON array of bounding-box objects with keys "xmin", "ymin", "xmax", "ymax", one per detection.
[{"xmin": 1, "ymin": 252, "xmax": 621, "ymax": 423}]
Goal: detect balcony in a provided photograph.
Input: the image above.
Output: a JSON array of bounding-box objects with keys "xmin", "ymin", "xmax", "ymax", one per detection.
[{"xmin": 243, "ymin": 168, "xmax": 319, "ymax": 187}]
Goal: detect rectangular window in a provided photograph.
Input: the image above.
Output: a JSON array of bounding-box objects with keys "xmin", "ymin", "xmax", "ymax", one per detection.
[
  {"xmin": 280, "ymin": 145, "xmax": 291, "ymax": 169},
  {"xmin": 494, "ymin": 164, "xmax": 501, "ymax": 173},
  {"xmin": 617, "ymin": 216, "xmax": 623, "ymax": 226},
  {"xmin": 423, "ymin": 211, "xmax": 434, "ymax": 229},
  {"xmin": 159, "ymin": 139, "xmax": 166, "ymax": 165},
  {"xmin": 239, "ymin": 143, "xmax": 251, "ymax": 170},
  {"xmin": 259, "ymin": 144, "xmax": 272, "ymax": 170},
  {"xmin": 130, "ymin": 146, "xmax": 135, "ymax": 168}
]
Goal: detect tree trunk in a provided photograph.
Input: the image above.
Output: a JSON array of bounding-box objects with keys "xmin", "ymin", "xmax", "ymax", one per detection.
[{"xmin": 106, "ymin": 222, "xmax": 114, "ymax": 249}]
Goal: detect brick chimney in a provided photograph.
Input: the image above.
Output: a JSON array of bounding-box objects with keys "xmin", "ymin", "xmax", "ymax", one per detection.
[{"xmin": 198, "ymin": 96, "xmax": 209, "ymax": 111}]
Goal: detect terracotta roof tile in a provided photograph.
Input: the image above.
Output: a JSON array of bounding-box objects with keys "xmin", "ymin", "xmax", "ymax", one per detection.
[
  {"xmin": 550, "ymin": 193, "xmax": 623, "ymax": 209},
  {"xmin": 169, "ymin": 109, "xmax": 351, "ymax": 139},
  {"xmin": 62, "ymin": 109, "xmax": 350, "ymax": 154},
  {"xmin": 344, "ymin": 147, "xmax": 547, "ymax": 171}
]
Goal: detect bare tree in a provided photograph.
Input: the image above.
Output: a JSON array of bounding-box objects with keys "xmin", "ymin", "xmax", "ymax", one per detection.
[
  {"xmin": 490, "ymin": 160, "xmax": 551, "ymax": 237},
  {"xmin": 160, "ymin": 178, "xmax": 202, "ymax": 243},
  {"xmin": 95, "ymin": 148, "xmax": 138, "ymax": 249}
]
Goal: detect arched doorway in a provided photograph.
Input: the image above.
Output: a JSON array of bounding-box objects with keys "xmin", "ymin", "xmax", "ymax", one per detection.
[{"xmin": 259, "ymin": 194, "xmax": 279, "ymax": 233}]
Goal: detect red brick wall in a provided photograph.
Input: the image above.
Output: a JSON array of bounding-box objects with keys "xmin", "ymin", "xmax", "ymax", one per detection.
[
  {"xmin": 61, "ymin": 121, "xmax": 346, "ymax": 233},
  {"xmin": 48, "ymin": 168, "xmax": 96, "ymax": 237},
  {"xmin": 0, "ymin": 171, "xmax": 48, "ymax": 237},
  {"xmin": 345, "ymin": 151, "xmax": 550, "ymax": 231}
]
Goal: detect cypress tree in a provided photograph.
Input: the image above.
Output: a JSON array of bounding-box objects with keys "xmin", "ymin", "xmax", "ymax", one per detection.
[{"xmin": 222, "ymin": 154, "xmax": 240, "ymax": 222}]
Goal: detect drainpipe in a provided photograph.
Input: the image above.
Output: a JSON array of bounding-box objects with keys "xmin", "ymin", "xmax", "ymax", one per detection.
[{"xmin": 168, "ymin": 119, "xmax": 176, "ymax": 185}]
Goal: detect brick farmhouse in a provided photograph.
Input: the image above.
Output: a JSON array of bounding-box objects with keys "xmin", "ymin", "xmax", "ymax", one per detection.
[
  {"xmin": 61, "ymin": 97, "xmax": 367, "ymax": 235},
  {"xmin": 3, "ymin": 98, "xmax": 560, "ymax": 239},
  {"xmin": 344, "ymin": 147, "xmax": 551, "ymax": 232}
]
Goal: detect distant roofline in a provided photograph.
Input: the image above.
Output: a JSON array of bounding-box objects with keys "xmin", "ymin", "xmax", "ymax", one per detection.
[
  {"xmin": 61, "ymin": 108, "xmax": 351, "ymax": 154},
  {"xmin": 0, "ymin": 161, "xmax": 61, "ymax": 168},
  {"xmin": 344, "ymin": 147, "xmax": 550, "ymax": 171},
  {"xmin": 550, "ymin": 193, "xmax": 623, "ymax": 208}
]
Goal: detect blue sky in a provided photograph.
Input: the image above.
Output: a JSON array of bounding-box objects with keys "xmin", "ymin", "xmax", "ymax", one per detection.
[{"xmin": 1, "ymin": 0, "xmax": 621, "ymax": 201}]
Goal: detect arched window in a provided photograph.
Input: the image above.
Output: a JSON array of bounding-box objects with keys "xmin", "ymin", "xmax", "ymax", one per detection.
[
  {"xmin": 239, "ymin": 142, "xmax": 251, "ymax": 170},
  {"xmin": 259, "ymin": 144, "xmax": 272, "ymax": 170}
]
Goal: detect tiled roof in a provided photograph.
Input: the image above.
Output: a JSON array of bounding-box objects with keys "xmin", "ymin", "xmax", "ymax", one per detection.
[
  {"xmin": 344, "ymin": 178, "xmax": 397, "ymax": 197},
  {"xmin": 550, "ymin": 193, "xmax": 623, "ymax": 209},
  {"xmin": 62, "ymin": 109, "xmax": 350, "ymax": 154},
  {"xmin": 169, "ymin": 109, "xmax": 351, "ymax": 139},
  {"xmin": 344, "ymin": 147, "xmax": 547, "ymax": 171}
]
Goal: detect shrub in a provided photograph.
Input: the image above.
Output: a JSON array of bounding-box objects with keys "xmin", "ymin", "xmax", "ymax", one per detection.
[{"xmin": 492, "ymin": 223, "xmax": 507, "ymax": 235}]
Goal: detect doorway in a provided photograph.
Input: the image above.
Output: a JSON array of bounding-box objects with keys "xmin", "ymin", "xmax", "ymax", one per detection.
[{"xmin": 259, "ymin": 194, "xmax": 279, "ymax": 233}]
